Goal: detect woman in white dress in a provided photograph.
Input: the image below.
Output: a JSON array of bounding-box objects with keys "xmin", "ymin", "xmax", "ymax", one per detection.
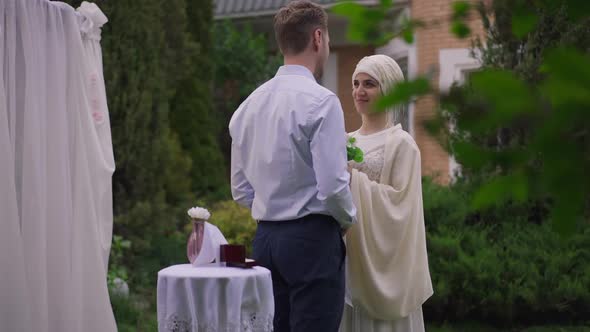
[{"xmin": 340, "ymin": 54, "xmax": 433, "ymax": 332}]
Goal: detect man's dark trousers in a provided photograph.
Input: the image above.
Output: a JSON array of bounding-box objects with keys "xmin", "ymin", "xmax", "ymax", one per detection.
[{"xmin": 253, "ymin": 214, "xmax": 346, "ymax": 332}]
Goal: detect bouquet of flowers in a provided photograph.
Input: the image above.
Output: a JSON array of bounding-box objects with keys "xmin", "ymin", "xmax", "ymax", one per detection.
[
  {"xmin": 186, "ymin": 206, "xmax": 210, "ymax": 264},
  {"xmin": 347, "ymin": 136, "xmax": 364, "ymax": 162},
  {"xmin": 187, "ymin": 206, "xmax": 211, "ymax": 221}
]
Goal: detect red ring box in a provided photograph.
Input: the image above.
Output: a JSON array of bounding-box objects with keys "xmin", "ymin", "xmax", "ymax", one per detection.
[{"xmin": 220, "ymin": 244, "xmax": 257, "ymax": 268}]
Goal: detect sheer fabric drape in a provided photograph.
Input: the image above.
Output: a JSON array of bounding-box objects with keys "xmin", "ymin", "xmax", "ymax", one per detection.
[{"xmin": 0, "ymin": 1, "xmax": 116, "ymax": 330}]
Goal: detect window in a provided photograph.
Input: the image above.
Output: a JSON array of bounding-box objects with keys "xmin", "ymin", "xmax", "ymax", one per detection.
[
  {"xmin": 394, "ymin": 56, "xmax": 410, "ymax": 132},
  {"xmin": 439, "ymin": 48, "xmax": 480, "ymax": 92},
  {"xmin": 439, "ymin": 48, "xmax": 481, "ymax": 182}
]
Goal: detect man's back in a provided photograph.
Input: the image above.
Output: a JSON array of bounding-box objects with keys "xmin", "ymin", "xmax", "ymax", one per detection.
[
  {"xmin": 229, "ymin": 65, "xmax": 355, "ymax": 226},
  {"xmin": 231, "ymin": 3, "xmax": 355, "ymax": 331}
]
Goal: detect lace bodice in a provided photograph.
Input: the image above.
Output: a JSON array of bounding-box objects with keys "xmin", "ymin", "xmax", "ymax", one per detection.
[
  {"xmin": 349, "ymin": 146, "xmax": 385, "ymax": 183},
  {"xmin": 348, "ymin": 127, "xmax": 394, "ymax": 183}
]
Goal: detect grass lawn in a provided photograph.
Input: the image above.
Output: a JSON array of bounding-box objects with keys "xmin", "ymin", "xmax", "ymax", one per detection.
[
  {"xmin": 427, "ymin": 322, "xmax": 590, "ymax": 332},
  {"xmin": 112, "ymin": 294, "xmax": 590, "ymax": 332}
]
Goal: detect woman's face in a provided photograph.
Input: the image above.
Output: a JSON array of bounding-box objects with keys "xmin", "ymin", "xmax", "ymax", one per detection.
[{"xmin": 352, "ymin": 72, "xmax": 381, "ymax": 116}]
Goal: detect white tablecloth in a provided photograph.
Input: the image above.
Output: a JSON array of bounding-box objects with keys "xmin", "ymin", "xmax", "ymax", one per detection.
[{"xmin": 157, "ymin": 264, "xmax": 274, "ymax": 332}]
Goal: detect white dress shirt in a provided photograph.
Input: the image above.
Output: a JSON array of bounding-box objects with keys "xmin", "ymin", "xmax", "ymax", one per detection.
[{"xmin": 229, "ymin": 65, "xmax": 357, "ymax": 228}]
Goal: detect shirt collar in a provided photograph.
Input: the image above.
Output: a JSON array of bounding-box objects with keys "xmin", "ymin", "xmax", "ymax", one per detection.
[{"xmin": 275, "ymin": 65, "xmax": 317, "ymax": 82}]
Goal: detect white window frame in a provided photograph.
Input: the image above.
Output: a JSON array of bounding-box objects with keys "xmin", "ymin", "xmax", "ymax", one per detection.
[
  {"xmin": 321, "ymin": 52, "xmax": 339, "ymax": 94},
  {"xmin": 439, "ymin": 48, "xmax": 481, "ymax": 182},
  {"xmin": 439, "ymin": 48, "xmax": 480, "ymax": 92}
]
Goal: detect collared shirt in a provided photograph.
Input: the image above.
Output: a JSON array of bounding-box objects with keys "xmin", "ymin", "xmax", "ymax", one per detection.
[{"xmin": 229, "ymin": 65, "xmax": 357, "ymax": 228}]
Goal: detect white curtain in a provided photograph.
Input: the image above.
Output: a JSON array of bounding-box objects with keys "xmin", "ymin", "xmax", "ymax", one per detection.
[{"xmin": 0, "ymin": 1, "xmax": 116, "ymax": 331}]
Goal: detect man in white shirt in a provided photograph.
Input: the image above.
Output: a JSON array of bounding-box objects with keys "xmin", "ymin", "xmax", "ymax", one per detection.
[{"xmin": 229, "ymin": 1, "xmax": 356, "ymax": 331}]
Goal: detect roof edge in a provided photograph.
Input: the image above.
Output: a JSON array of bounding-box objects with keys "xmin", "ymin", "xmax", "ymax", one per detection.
[{"xmin": 214, "ymin": 0, "xmax": 407, "ymax": 20}]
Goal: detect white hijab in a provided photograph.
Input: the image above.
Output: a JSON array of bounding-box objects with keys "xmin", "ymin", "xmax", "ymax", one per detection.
[{"xmin": 352, "ymin": 54, "xmax": 405, "ymax": 127}]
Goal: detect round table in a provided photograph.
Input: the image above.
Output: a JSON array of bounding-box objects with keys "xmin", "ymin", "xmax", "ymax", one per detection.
[{"xmin": 157, "ymin": 264, "xmax": 274, "ymax": 332}]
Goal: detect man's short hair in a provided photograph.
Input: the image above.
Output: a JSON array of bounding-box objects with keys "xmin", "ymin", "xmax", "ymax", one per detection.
[{"xmin": 273, "ymin": 1, "xmax": 328, "ymax": 56}]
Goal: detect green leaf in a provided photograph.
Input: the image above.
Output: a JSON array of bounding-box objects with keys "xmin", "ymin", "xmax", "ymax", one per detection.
[
  {"xmin": 511, "ymin": 11, "xmax": 538, "ymax": 38},
  {"xmin": 541, "ymin": 48, "xmax": 590, "ymax": 107},
  {"xmin": 542, "ymin": 77, "xmax": 590, "ymax": 108},
  {"xmin": 330, "ymin": 2, "xmax": 366, "ymax": 19},
  {"xmin": 550, "ymin": 197, "xmax": 582, "ymax": 237},
  {"xmin": 347, "ymin": 145, "xmax": 364, "ymax": 162},
  {"xmin": 402, "ymin": 27, "xmax": 414, "ymax": 44},
  {"xmin": 379, "ymin": 0, "xmax": 393, "ymax": 10},
  {"xmin": 452, "ymin": 1, "xmax": 471, "ymax": 19},
  {"xmin": 469, "ymin": 70, "xmax": 534, "ymax": 119},
  {"xmin": 472, "ymin": 173, "xmax": 529, "ymax": 209},
  {"xmin": 452, "ymin": 141, "xmax": 492, "ymax": 169},
  {"xmin": 332, "ymin": 2, "xmax": 393, "ymax": 46},
  {"xmin": 353, "ymin": 151, "xmax": 364, "ymax": 163},
  {"xmin": 376, "ymin": 77, "xmax": 431, "ymax": 110},
  {"xmin": 450, "ymin": 1, "xmax": 471, "ymax": 38},
  {"xmin": 451, "ymin": 21, "xmax": 471, "ymax": 38},
  {"xmin": 565, "ymin": 0, "xmax": 590, "ymax": 20},
  {"xmin": 397, "ymin": 18, "xmax": 425, "ymax": 44},
  {"xmin": 542, "ymin": 48, "xmax": 590, "ymax": 85}
]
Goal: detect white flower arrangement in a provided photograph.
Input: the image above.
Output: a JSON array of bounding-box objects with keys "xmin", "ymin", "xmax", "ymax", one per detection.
[{"xmin": 187, "ymin": 206, "xmax": 211, "ymax": 220}]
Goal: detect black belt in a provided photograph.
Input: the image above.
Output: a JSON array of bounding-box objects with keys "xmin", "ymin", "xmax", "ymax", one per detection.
[{"xmin": 258, "ymin": 213, "xmax": 335, "ymax": 225}]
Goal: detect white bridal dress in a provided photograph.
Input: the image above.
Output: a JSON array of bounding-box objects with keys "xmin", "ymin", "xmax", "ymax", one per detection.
[{"xmin": 340, "ymin": 125, "xmax": 433, "ymax": 332}]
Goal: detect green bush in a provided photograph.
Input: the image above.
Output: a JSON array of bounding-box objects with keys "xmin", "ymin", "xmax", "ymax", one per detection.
[
  {"xmin": 422, "ymin": 178, "xmax": 471, "ymax": 231},
  {"xmin": 187, "ymin": 188, "xmax": 590, "ymax": 326},
  {"xmin": 109, "ymin": 183, "xmax": 590, "ymax": 329},
  {"xmin": 208, "ymin": 201, "xmax": 258, "ymax": 256},
  {"xmin": 111, "ymin": 294, "xmax": 158, "ymax": 332},
  {"xmin": 427, "ymin": 322, "xmax": 590, "ymax": 332},
  {"xmin": 422, "ymin": 178, "xmax": 590, "ymax": 326},
  {"xmin": 107, "ymin": 235, "xmax": 131, "ymax": 289}
]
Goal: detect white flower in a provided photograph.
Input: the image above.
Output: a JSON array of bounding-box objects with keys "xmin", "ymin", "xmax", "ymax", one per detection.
[
  {"xmin": 187, "ymin": 206, "xmax": 211, "ymax": 220},
  {"xmin": 110, "ymin": 277, "xmax": 129, "ymax": 298}
]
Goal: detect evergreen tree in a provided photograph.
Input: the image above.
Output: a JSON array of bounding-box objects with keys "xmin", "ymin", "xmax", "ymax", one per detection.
[
  {"xmin": 60, "ymin": 0, "xmax": 224, "ymax": 281},
  {"xmin": 212, "ymin": 20, "xmax": 282, "ymax": 165},
  {"xmin": 453, "ymin": 0, "xmax": 590, "ymax": 164},
  {"xmin": 438, "ymin": 0, "xmax": 590, "ymax": 230},
  {"xmin": 99, "ymin": 0, "xmax": 194, "ymax": 274},
  {"xmin": 168, "ymin": 0, "xmax": 229, "ymax": 199}
]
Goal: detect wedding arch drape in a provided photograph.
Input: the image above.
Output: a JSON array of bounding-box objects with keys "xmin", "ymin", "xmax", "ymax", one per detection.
[{"xmin": 1, "ymin": 0, "xmax": 116, "ymax": 331}]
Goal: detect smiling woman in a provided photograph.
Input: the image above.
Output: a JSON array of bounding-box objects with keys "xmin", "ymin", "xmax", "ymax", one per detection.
[{"xmin": 343, "ymin": 55, "xmax": 432, "ymax": 332}]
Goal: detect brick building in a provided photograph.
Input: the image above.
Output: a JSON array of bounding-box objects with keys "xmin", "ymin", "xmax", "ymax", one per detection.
[{"xmin": 214, "ymin": 0, "xmax": 484, "ymax": 183}]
